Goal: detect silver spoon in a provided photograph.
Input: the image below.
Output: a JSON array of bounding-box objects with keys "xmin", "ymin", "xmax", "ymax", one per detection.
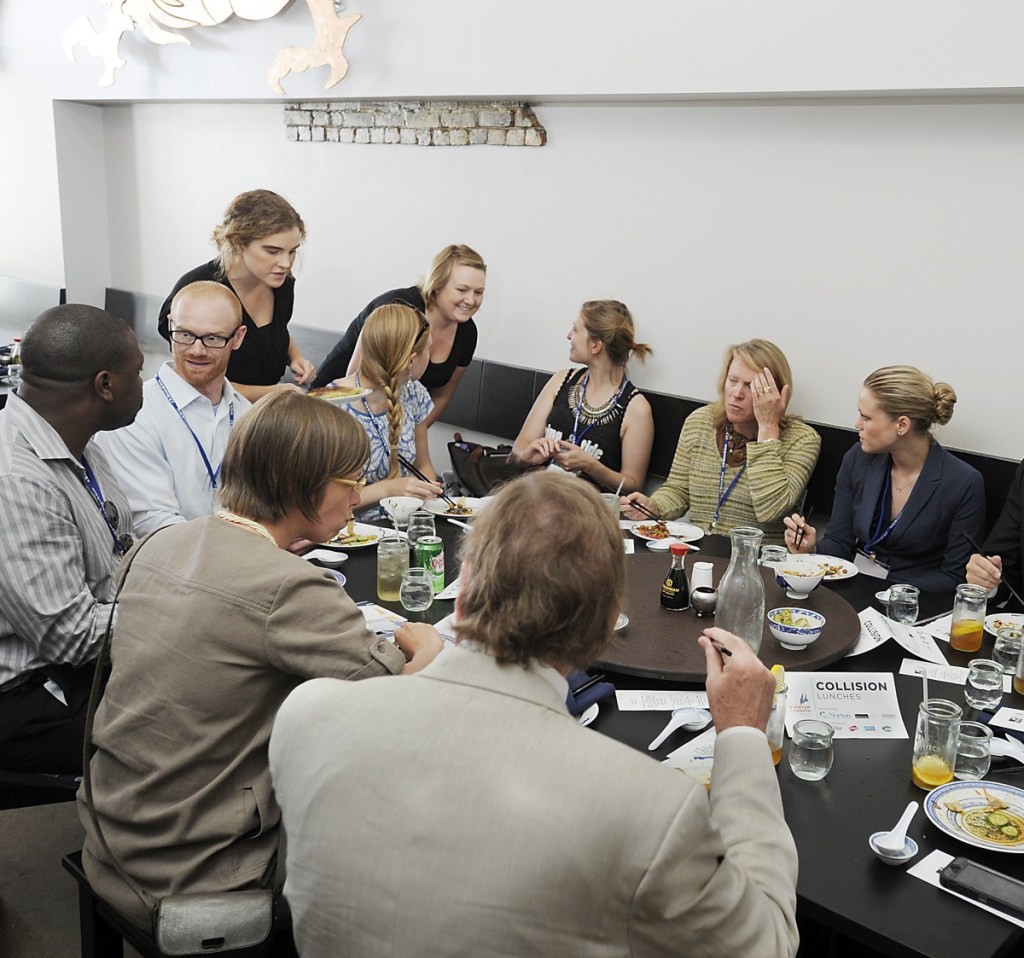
[
  {"xmin": 874, "ymin": 800, "xmax": 919, "ymax": 856},
  {"xmin": 648, "ymin": 707, "xmax": 712, "ymax": 751}
]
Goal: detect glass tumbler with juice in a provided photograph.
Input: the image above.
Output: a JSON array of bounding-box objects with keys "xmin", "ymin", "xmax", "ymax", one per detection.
[
  {"xmin": 766, "ymin": 665, "xmax": 787, "ymax": 766},
  {"xmin": 377, "ymin": 535, "xmax": 409, "ymax": 602},
  {"xmin": 911, "ymin": 698, "xmax": 962, "ymax": 790},
  {"xmin": 949, "ymin": 584, "xmax": 987, "ymax": 652}
]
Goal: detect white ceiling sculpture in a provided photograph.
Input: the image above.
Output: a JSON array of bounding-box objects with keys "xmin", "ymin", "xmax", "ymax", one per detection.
[{"xmin": 64, "ymin": 0, "xmax": 362, "ymax": 94}]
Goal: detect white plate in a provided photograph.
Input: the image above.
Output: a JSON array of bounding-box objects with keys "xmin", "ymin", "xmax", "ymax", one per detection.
[
  {"xmin": 324, "ymin": 521, "xmax": 382, "ymax": 550},
  {"xmin": 985, "ymin": 613, "xmax": 1024, "ymax": 636},
  {"xmin": 303, "ymin": 548, "xmax": 349, "ymax": 568},
  {"xmin": 424, "ymin": 497, "xmax": 490, "ymax": 518},
  {"xmin": 804, "ymin": 554, "xmax": 858, "ymax": 581},
  {"xmin": 307, "ymin": 386, "xmax": 372, "ymax": 406},
  {"xmin": 924, "ymin": 781, "xmax": 1024, "ymax": 854},
  {"xmin": 629, "ymin": 521, "xmax": 704, "ymax": 543}
]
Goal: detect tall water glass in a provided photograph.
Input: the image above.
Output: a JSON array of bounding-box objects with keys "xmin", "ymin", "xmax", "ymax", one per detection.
[
  {"xmin": 993, "ymin": 627, "xmax": 1022, "ymax": 673},
  {"xmin": 964, "ymin": 659, "xmax": 1003, "ymax": 711},
  {"xmin": 376, "ymin": 535, "xmax": 409, "ymax": 602},
  {"xmin": 765, "ymin": 681, "xmax": 788, "ymax": 767},
  {"xmin": 953, "ymin": 721, "xmax": 992, "ymax": 781},
  {"xmin": 716, "ymin": 527, "xmax": 766, "ymax": 654},
  {"xmin": 886, "ymin": 584, "xmax": 920, "ymax": 625},
  {"xmin": 789, "ymin": 720, "xmax": 835, "ymax": 781},
  {"xmin": 911, "ymin": 699, "xmax": 962, "ymax": 790},
  {"xmin": 407, "ymin": 512, "xmax": 436, "ymax": 562}
]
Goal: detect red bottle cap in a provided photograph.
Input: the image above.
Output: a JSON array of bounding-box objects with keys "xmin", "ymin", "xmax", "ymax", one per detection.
[{"xmin": 669, "ymin": 543, "xmax": 688, "ymax": 557}]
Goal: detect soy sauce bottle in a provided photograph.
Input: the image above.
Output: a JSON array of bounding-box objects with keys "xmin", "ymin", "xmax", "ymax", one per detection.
[{"xmin": 660, "ymin": 543, "xmax": 690, "ymax": 611}]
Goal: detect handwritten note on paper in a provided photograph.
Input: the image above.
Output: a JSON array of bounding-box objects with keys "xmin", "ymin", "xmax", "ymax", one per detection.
[
  {"xmin": 784, "ymin": 671, "xmax": 908, "ymax": 739},
  {"xmin": 898, "ymin": 659, "xmax": 969, "ymax": 685},
  {"xmin": 616, "ymin": 690, "xmax": 710, "ymax": 711}
]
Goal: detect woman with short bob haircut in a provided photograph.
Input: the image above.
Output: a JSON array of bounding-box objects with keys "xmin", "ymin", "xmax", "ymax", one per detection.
[
  {"xmin": 79, "ymin": 391, "xmax": 441, "ymax": 932},
  {"xmin": 313, "ymin": 243, "xmax": 487, "ymax": 425},
  {"xmin": 511, "ymin": 300, "xmax": 655, "ymax": 494},
  {"xmin": 623, "ymin": 339, "xmax": 820, "ymax": 546},
  {"xmin": 785, "ymin": 365, "xmax": 985, "ymax": 592},
  {"xmin": 157, "ymin": 189, "xmax": 317, "ymax": 401},
  {"xmin": 333, "ymin": 303, "xmax": 442, "ymax": 515},
  {"xmin": 457, "ymin": 472, "xmax": 625, "ymax": 670}
]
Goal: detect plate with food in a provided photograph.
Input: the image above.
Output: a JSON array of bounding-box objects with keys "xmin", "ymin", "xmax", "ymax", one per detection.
[
  {"xmin": 629, "ymin": 521, "xmax": 704, "ymax": 543},
  {"xmin": 424, "ymin": 497, "xmax": 489, "ymax": 518},
  {"xmin": 804, "ymin": 554, "xmax": 858, "ymax": 581},
  {"xmin": 307, "ymin": 384, "xmax": 372, "ymax": 405},
  {"xmin": 925, "ymin": 781, "xmax": 1024, "ymax": 854},
  {"xmin": 985, "ymin": 613, "xmax": 1024, "ymax": 636},
  {"xmin": 324, "ymin": 520, "xmax": 382, "ymax": 549}
]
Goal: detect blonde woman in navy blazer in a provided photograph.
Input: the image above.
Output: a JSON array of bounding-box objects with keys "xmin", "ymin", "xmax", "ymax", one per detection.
[{"xmin": 785, "ymin": 365, "xmax": 984, "ymax": 593}]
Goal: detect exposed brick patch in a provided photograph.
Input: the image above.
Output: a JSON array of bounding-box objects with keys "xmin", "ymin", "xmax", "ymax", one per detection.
[{"xmin": 285, "ymin": 100, "xmax": 546, "ymax": 147}]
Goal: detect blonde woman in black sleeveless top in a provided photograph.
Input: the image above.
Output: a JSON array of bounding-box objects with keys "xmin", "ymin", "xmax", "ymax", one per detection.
[{"xmin": 510, "ymin": 301, "xmax": 653, "ymax": 493}]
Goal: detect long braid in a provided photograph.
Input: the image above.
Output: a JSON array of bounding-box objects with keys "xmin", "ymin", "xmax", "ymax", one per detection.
[{"xmin": 382, "ymin": 366, "xmax": 404, "ymax": 479}]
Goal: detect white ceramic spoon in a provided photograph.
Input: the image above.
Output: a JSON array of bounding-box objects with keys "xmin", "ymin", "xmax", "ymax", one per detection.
[
  {"xmin": 648, "ymin": 708, "xmax": 712, "ymax": 751},
  {"xmin": 992, "ymin": 736, "xmax": 1024, "ymax": 763},
  {"xmin": 873, "ymin": 800, "xmax": 919, "ymax": 856}
]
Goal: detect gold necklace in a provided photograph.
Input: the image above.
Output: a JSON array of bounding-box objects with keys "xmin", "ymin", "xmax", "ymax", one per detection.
[{"xmin": 216, "ymin": 510, "xmax": 277, "ymax": 544}]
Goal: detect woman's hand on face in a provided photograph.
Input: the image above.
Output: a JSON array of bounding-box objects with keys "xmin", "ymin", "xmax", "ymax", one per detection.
[
  {"xmin": 290, "ymin": 356, "xmax": 317, "ymax": 385},
  {"xmin": 621, "ymin": 492, "xmax": 658, "ymax": 521},
  {"xmin": 751, "ymin": 366, "xmax": 790, "ymax": 437},
  {"xmin": 783, "ymin": 513, "xmax": 817, "ymax": 554}
]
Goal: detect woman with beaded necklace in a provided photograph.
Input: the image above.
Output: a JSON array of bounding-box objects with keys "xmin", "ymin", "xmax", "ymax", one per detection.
[
  {"xmin": 334, "ymin": 304, "xmax": 442, "ymax": 518},
  {"xmin": 510, "ymin": 300, "xmax": 655, "ymax": 494}
]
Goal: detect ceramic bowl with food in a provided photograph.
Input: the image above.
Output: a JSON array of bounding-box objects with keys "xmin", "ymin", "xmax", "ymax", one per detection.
[
  {"xmin": 776, "ymin": 560, "xmax": 825, "ymax": 599},
  {"xmin": 380, "ymin": 496, "xmax": 423, "ymax": 527},
  {"xmin": 767, "ymin": 607, "xmax": 826, "ymax": 650}
]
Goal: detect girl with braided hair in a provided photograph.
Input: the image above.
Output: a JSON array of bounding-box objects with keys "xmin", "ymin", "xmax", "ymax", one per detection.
[{"xmin": 334, "ymin": 304, "xmax": 442, "ymax": 518}]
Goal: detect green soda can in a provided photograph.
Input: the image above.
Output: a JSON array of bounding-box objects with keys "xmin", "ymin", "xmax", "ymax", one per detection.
[{"xmin": 416, "ymin": 536, "xmax": 445, "ymax": 594}]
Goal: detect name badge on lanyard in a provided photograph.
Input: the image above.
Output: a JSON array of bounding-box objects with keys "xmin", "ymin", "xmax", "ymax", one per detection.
[{"xmin": 854, "ymin": 550, "xmax": 891, "ymax": 579}]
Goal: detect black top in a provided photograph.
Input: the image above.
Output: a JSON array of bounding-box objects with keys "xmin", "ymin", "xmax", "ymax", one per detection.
[
  {"xmin": 312, "ymin": 285, "xmax": 479, "ymax": 391},
  {"xmin": 982, "ymin": 456, "xmax": 1024, "ymax": 607},
  {"xmin": 157, "ymin": 260, "xmax": 294, "ymax": 387},
  {"xmin": 546, "ymin": 368, "xmax": 639, "ymax": 483}
]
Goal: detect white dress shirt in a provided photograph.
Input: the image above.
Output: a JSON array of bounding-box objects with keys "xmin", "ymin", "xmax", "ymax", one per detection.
[{"xmin": 96, "ymin": 362, "xmax": 251, "ymax": 537}]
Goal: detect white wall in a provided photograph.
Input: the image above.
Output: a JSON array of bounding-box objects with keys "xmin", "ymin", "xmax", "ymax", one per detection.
[{"xmin": 103, "ymin": 98, "xmax": 1024, "ymax": 457}]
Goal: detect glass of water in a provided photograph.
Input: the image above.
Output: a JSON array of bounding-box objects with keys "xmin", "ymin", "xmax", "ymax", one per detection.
[
  {"xmin": 954, "ymin": 721, "xmax": 993, "ymax": 781},
  {"xmin": 788, "ymin": 719, "xmax": 835, "ymax": 781},
  {"xmin": 964, "ymin": 659, "xmax": 1004, "ymax": 711},
  {"xmin": 993, "ymin": 627, "xmax": 1023, "ymax": 673},
  {"xmin": 886, "ymin": 584, "xmax": 920, "ymax": 624},
  {"xmin": 399, "ymin": 567, "xmax": 433, "ymax": 613}
]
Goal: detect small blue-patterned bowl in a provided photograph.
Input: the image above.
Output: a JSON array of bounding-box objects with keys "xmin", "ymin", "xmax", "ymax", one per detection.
[{"xmin": 767, "ymin": 607, "xmax": 826, "ymax": 650}]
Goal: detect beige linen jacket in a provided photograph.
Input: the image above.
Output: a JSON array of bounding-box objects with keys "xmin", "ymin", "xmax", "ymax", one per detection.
[
  {"xmin": 79, "ymin": 516, "xmax": 405, "ymax": 927},
  {"xmin": 270, "ymin": 644, "xmax": 799, "ymax": 958}
]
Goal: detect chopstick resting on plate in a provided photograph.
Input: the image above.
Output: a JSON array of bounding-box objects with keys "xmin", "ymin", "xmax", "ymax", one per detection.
[
  {"xmin": 397, "ymin": 454, "xmax": 456, "ymax": 509},
  {"xmin": 964, "ymin": 533, "xmax": 1024, "ymax": 609},
  {"xmin": 626, "ymin": 497, "xmax": 670, "ymax": 533}
]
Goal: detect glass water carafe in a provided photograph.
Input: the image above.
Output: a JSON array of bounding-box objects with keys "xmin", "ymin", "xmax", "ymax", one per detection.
[{"xmin": 715, "ymin": 526, "xmax": 766, "ymax": 654}]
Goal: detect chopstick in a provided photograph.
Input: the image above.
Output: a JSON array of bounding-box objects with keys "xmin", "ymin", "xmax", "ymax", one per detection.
[
  {"xmin": 710, "ymin": 640, "xmax": 733, "ymax": 658},
  {"xmin": 570, "ymin": 672, "xmax": 607, "ymax": 697},
  {"xmin": 626, "ymin": 497, "xmax": 670, "ymax": 532},
  {"xmin": 793, "ymin": 507, "xmax": 813, "ymax": 551},
  {"xmin": 964, "ymin": 533, "xmax": 1024, "ymax": 609},
  {"xmin": 397, "ymin": 454, "xmax": 456, "ymax": 508}
]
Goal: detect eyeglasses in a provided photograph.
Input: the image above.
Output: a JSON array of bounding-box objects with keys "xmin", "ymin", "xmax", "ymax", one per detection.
[
  {"xmin": 169, "ymin": 326, "xmax": 242, "ymax": 349},
  {"xmin": 332, "ymin": 476, "xmax": 367, "ymax": 489}
]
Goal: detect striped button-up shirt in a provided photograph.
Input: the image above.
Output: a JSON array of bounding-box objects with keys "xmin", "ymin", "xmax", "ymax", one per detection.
[{"xmin": 0, "ymin": 393, "xmax": 129, "ymax": 689}]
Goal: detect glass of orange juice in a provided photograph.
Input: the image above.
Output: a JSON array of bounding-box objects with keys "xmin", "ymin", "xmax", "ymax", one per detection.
[
  {"xmin": 766, "ymin": 681, "xmax": 788, "ymax": 766},
  {"xmin": 911, "ymin": 699, "xmax": 962, "ymax": 790},
  {"xmin": 949, "ymin": 584, "xmax": 987, "ymax": 652}
]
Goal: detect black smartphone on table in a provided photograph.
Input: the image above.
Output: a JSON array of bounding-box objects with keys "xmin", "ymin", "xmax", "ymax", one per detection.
[{"xmin": 939, "ymin": 857, "xmax": 1024, "ymax": 920}]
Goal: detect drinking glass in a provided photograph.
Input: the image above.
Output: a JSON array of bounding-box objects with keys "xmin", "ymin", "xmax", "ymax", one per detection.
[
  {"xmin": 788, "ymin": 720, "xmax": 835, "ymax": 781},
  {"xmin": 600, "ymin": 493, "xmax": 621, "ymax": 519},
  {"xmin": 376, "ymin": 535, "xmax": 409, "ymax": 602},
  {"xmin": 399, "ymin": 567, "xmax": 433, "ymax": 613},
  {"xmin": 6, "ymin": 363, "xmax": 21, "ymax": 388},
  {"xmin": 886, "ymin": 584, "xmax": 920, "ymax": 625},
  {"xmin": 993, "ymin": 627, "xmax": 1022, "ymax": 673},
  {"xmin": 406, "ymin": 511, "xmax": 436, "ymax": 561},
  {"xmin": 911, "ymin": 699, "xmax": 961, "ymax": 790},
  {"xmin": 953, "ymin": 721, "xmax": 993, "ymax": 781},
  {"xmin": 949, "ymin": 584, "xmax": 987, "ymax": 652},
  {"xmin": 765, "ymin": 681, "xmax": 788, "ymax": 767},
  {"xmin": 1016, "ymin": 637, "xmax": 1024, "ymax": 697},
  {"xmin": 759, "ymin": 545, "xmax": 788, "ymax": 569},
  {"xmin": 964, "ymin": 659, "xmax": 1004, "ymax": 711}
]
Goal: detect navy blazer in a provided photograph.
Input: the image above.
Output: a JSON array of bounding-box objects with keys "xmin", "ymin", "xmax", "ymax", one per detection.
[
  {"xmin": 982, "ymin": 457, "xmax": 1024, "ymax": 607},
  {"xmin": 818, "ymin": 440, "xmax": 985, "ymax": 594}
]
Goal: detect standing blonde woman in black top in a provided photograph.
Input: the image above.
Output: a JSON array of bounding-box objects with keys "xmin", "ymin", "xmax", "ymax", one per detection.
[{"xmin": 510, "ymin": 301, "xmax": 654, "ymax": 494}]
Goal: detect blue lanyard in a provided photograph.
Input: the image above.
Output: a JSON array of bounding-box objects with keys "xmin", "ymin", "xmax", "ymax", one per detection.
[
  {"xmin": 80, "ymin": 454, "xmax": 127, "ymax": 555},
  {"xmin": 864, "ymin": 461, "xmax": 903, "ymax": 555},
  {"xmin": 156, "ymin": 374, "xmax": 234, "ymax": 489},
  {"xmin": 569, "ymin": 372, "xmax": 628, "ymax": 445},
  {"xmin": 712, "ymin": 427, "xmax": 747, "ymax": 528}
]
